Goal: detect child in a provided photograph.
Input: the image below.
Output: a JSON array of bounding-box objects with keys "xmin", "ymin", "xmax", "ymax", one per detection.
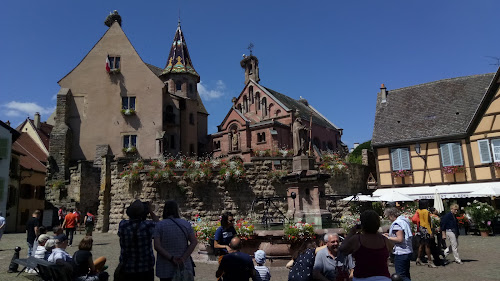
[{"xmin": 254, "ymin": 250, "xmax": 271, "ymax": 281}]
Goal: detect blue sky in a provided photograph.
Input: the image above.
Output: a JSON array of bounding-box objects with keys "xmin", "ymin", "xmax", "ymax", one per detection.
[{"xmin": 2, "ymin": 1, "xmax": 500, "ymax": 150}]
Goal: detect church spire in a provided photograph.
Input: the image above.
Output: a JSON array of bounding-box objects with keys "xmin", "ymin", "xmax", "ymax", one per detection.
[{"xmin": 161, "ymin": 23, "xmax": 199, "ymax": 80}]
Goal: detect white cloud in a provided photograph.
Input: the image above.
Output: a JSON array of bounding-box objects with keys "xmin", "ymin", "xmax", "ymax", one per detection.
[
  {"xmin": 198, "ymin": 80, "xmax": 225, "ymax": 101},
  {"xmin": 2, "ymin": 101, "xmax": 55, "ymax": 118}
]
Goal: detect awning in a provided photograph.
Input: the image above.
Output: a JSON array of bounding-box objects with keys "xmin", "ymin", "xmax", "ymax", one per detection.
[{"xmin": 372, "ymin": 182, "xmax": 500, "ymax": 200}]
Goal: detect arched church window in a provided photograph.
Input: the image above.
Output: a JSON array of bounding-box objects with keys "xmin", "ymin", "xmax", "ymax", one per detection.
[
  {"xmin": 256, "ymin": 92, "xmax": 261, "ymax": 110},
  {"xmin": 249, "ymin": 86, "xmax": 254, "ymax": 104},
  {"xmin": 243, "ymin": 96, "xmax": 248, "ymax": 113},
  {"xmin": 262, "ymin": 97, "xmax": 267, "ymax": 117},
  {"xmin": 275, "ymin": 109, "xmax": 281, "ymax": 117}
]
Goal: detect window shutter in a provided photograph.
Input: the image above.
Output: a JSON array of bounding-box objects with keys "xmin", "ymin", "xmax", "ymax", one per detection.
[
  {"xmin": 440, "ymin": 143, "xmax": 452, "ymax": 167},
  {"xmin": 478, "ymin": 139, "xmax": 492, "ymax": 163},
  {"xmin": 451, "ymin": 142, "xmax": 463, "ymax": 166},
  {"xmin": 491, "ymin": 139, "xmax": 500, "ymax": 162},
  {"xmin": 0, "ymin": 138, "xmax": 8, "ymax": 159},
  {"xmin": 400, "ymin": 148, "xmax": 411, "ymax": 170},
  {"xmin": 391, "ymin": 149, "xmax": 401, "ymax": 171}
]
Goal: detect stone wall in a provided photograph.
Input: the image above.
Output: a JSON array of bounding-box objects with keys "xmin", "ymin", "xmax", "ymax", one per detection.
[{"xmin": 98, "ymin": 158, "xmax": 371, "ymax": 233}]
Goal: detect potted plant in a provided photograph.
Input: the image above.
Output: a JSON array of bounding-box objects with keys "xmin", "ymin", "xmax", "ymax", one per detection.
[
  {"xmin": 391, "ymin": 170, "xmax": 413, "ymax": 178},
  {"xmin": 442, "ymin": 165, "xmax": 466, "ymax": 174},
  {"xmin": 465, "ymin": 200, "xmax": 496, "ymax": 237},
  {"xmin": 122, "ymin": 146, "xmax": 137, "ymax": 154},
  {"xmin": 284, "ymin": 221, "xmax": 315, "ymax": 242}
]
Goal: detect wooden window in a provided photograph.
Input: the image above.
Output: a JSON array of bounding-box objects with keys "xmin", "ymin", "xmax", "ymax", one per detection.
[
  {"xmin": 20, "ymin": 184, "xmax": 34, "ymax": 199},
  {"xmin": 122, "ymin": 97, "xmax": 136, "ymax": 110},
  {"xmin": 491, "ymin": 139, "xmax": 500, "ymax": 162},
  {"xmin": 35, "ymin": 186, "xmax": 45, "ymax": 200},
  {"xmin": 477, "ymin": 139, "xmax": 492, "ymax": 163},
  {"xmin": 391, "ymin": 147, "xmax": 411, "ymax": 171},
  {"xmin": 109, "ymin": 56, "xmax": 120, "ymax": 69},
  {"xmin": 123, "ymin": 135, "xmax": 137, "ymax": 149},
  {"xmin": 440, "ymin": 142, "xmax": 463, "ymax": 166}
]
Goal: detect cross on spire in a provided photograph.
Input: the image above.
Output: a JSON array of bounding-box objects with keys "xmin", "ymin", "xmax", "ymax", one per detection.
[{"xmin": 248, "ymin": 43, "xmax": 254, "ymax": 56}]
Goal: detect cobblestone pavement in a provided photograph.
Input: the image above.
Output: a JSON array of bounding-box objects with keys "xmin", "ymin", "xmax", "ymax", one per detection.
[{"xmin": 0, "ymin": 231, "xmax": 499, "ymax": 281}]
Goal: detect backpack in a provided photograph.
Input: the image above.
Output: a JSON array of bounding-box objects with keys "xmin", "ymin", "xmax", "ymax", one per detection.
[{"xmin": 86, "ymin": 214, "xmax": 94, "ymax": 224}]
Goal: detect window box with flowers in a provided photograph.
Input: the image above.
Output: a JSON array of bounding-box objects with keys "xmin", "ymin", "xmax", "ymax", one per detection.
[
  {"xmin": 121, "ymin": 108, "xmax": 136, "ymax": 116},
  {"xmin": 441, "ymin": 165, "xmax": 465, "ymax": 174},
  {"xmin": 391, "ymin": 170, "xmax": 413, "ymax": 178},
  {"xmin": 122, "ymin": 146, "xmax": 137, "ymax": 154},
  {"xmin": 492, "ymin": 162, "xmax": 500, "ymax": 168}
]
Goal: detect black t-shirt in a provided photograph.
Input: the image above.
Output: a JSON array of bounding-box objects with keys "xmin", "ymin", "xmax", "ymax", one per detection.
[
  {"xmin": 72, "ymin": 250, "xmax": 92, "ymax": 277},
  {"xmin": 26, "ymin": 217, "xmax": 40, "ymax": 243},
  {"xmin": 219, "ymin": 252, "xmax": 254, "ymax": 281}
]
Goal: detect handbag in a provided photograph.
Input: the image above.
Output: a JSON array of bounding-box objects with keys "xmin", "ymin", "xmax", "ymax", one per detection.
[
  {"xmin": 411, "ymin": 210, "xmax": 420, "ymax": 229},
  {"xmin": 172, "ymin": 265, "xmax": 193, "ymax": 281}
]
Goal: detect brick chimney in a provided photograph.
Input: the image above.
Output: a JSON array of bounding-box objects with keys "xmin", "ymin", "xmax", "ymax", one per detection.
[
  {"xmin": 5, "ymin": 120, "xmax": 10, "ymax": 126},
  {"xmin": 34, "ymin": 112, "xmax": 41, "ymax": 129},
  {"xmin": 380, "ymin": 84, "xmax": 387, "ymax": 104}
]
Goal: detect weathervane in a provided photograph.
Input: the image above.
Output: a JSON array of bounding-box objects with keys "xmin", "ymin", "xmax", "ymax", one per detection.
[{"xmin": 248, "ymin": 43, "xmax": 254, "ymax": 56}]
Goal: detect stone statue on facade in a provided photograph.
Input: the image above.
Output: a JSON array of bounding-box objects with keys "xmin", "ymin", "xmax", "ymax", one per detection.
[
  {"xmin": 293, "ymin": 116, "xmax": 309, "ymax": 156},
  {"xmin": 231, "ymin": 130, "xmax": 239, "ymax": 151}
]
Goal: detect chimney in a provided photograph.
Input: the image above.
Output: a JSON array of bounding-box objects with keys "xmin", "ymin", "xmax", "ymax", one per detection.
[
  {"xmin": 34, "ymin": 112, "xmax": 41, "ymax": 129},
  {"xmin": 380, "ymin": 84, "xmax": 387, "ymax": 104},
  {"xmin": 5, "ymin": 120, "xmax": 10, "ymax": 127},
  {"xmin": 353, "ymin": 143, "xmax": 359, "ymax": 149}
]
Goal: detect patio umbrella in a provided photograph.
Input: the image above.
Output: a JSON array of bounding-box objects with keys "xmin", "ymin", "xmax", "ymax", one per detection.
[
  {"xmin": 433, "ymin": 190, "xmax": 444, "ymax": 213},
  {"xmin": 378, "ymin": 190, "xmax": 415, "ymax": 202},
  {"xmin": 468, "ymin": 186, "xmax": 500, "ymax": 197}
]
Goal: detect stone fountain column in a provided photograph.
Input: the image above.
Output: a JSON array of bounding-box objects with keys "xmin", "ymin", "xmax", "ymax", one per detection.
[{"xmin": 285, "ymin": 156, "xmax": 330, "ymax": 228}]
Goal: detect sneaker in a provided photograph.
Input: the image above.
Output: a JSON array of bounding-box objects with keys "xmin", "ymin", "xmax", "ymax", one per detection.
[{"xmin": 455, "ymin": 260, "xmax": 463, "ymax": 264}]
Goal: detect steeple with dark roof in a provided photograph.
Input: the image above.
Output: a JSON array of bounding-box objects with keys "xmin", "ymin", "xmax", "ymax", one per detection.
[{"xmin": 161, "ymin": 22, "xmax": 199, "ymax": 80}]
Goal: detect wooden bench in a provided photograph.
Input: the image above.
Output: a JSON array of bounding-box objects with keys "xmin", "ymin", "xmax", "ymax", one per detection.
[{"xmin": 13, "ymin": 256, "xmax": 72, "ymax": 281}]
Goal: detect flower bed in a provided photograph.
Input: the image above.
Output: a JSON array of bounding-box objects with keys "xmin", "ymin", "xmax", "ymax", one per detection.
[
  {"xmin": 268, "ymin": 169, "xmax": 288, "ymax": 182},
  {"xmin": 192, "ymin": 215, "xmax": 220, "ymax": 244},
  {"xmin": 319, "ymin": 153, "xmax": 348, "ymax": 175},
  {"xmin": 442, "ymin": 165, "xmax": 465, "ymax": 174},
  {"xmin": 235, "ymin": 218, "xmax": 255, "ymax": 239},
  {"xmin": 284, "ymin": 221, "xmax": 315, "ymax": 241}
]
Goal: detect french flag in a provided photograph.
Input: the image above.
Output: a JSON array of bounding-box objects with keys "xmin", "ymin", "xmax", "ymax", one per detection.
[{"xmin": 105, "ymin": 55, "xmax": 111, "ymax": 73}]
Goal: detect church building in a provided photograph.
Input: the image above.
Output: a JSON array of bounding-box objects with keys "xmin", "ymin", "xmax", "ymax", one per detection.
[{"xmin": 211, "ymin": 54, "xmax": 345, "ymax": 162}]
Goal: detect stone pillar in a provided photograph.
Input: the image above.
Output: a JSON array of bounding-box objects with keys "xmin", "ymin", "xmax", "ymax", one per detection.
[
  {"xmin": 97, "ymin": 155, "xmax": 112, "ymax": 232},
  {"xmin": 285, "ymin": 178, "xmax": 329, "ymax": 228}
]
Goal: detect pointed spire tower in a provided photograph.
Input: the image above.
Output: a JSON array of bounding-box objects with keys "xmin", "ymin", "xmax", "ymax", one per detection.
[{"xmin": 161, "ymin": 21, "xmax": 200, "ymax": 83}]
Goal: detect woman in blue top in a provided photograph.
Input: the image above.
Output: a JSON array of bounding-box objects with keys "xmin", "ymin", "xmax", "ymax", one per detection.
[
  {"xmin": 384, "ymin": 207, "xmax": 413, "ymax": 281},
  {"xmin": 213, "ymin": 212, "xmax": 237, "ymax": 258}
]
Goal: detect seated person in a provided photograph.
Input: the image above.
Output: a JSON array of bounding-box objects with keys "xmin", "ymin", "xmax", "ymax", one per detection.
[
  {"xmin": 48, "ymin": 234, "xmax": 72, "ymax": 263},
  {"xmin": 72, "ymin": 236, "xmax": 108, "ymax": 281},
  {"xmin": 44, "ymin": 238, "xmax": 57, "ymax": 260}
]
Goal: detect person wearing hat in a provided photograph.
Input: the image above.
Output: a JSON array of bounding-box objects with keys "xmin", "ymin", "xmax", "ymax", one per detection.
[
  {"xmin": 117, "ymin": 200, "xmax": 159, "ymax": 281},
  {"xmin": 254, "ymin": 250, "xmax": 271, "ymax": 281},
  {"xmin": 34, "ymin": 234, "xmax": 51, "ymax": 259},
  {"xmin": 48, "ymin": 234, "xmax": 72, "ymax": 263}
]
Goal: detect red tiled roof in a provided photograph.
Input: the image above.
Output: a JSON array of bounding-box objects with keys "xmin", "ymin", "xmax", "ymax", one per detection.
[{"xmin": 12, "ymin": 133, "xmax": 47, "ymax": 172}]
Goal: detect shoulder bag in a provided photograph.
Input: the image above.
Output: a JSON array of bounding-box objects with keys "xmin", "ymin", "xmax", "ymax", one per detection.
[{"xmin": 169, "ymin": 218, "xmax": 196, "ymax": 277}]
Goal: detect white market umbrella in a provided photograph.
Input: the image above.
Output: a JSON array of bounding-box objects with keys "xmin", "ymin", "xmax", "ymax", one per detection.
[
  {"xmin": 341, "ymin": 195, "xmax": 375, "ymax": 202},
  {"xmin": 433, "ymin": 190, "xmax": 444, "ymax": 213},
  {"xmin": 468, "ymin": 186, "xmax": 500, "ymax": 197},
  {"xmin": 378, "ymin": 190, "xmax": 415, "ymax": 202}
]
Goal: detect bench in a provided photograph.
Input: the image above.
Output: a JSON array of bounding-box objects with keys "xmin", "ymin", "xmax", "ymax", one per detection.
[{"xmin": 13, "ymin": 256, "xmax": 72, "ymax": 281}]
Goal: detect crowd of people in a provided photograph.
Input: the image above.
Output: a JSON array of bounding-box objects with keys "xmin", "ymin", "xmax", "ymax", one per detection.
[{"xmin": 14, "ymin": 198, "xmax": 465, "ymax": 281}]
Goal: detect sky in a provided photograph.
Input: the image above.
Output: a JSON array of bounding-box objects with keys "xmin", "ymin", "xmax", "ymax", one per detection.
[{"xmin": 2, "ymin": 1, "xmax": 500, "ymax": 150}]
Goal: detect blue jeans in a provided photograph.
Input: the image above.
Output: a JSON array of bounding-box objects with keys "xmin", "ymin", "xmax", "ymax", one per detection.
[
  {"xmin": 27, "ymin": 242, "xmax": 34, "ymax": 257},
  {"xmin": 394, "ymin": 253, "xmax": 411, "ymax": 281}
]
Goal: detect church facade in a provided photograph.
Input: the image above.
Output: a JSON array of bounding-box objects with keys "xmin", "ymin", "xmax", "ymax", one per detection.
[{"xmin": 211, "ymin": 55, "xmax": 346, "ymax": 162}]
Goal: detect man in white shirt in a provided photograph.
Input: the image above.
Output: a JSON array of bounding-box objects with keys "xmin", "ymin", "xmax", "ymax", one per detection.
[{"xmin": 48, "ymin": 234, "xmax": 72, "ymax": 263}]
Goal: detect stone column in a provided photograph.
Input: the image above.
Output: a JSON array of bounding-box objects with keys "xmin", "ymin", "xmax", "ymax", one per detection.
[{"xmin": 97, "ymin": 155, "xmax": 112, "ymax": 232}]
